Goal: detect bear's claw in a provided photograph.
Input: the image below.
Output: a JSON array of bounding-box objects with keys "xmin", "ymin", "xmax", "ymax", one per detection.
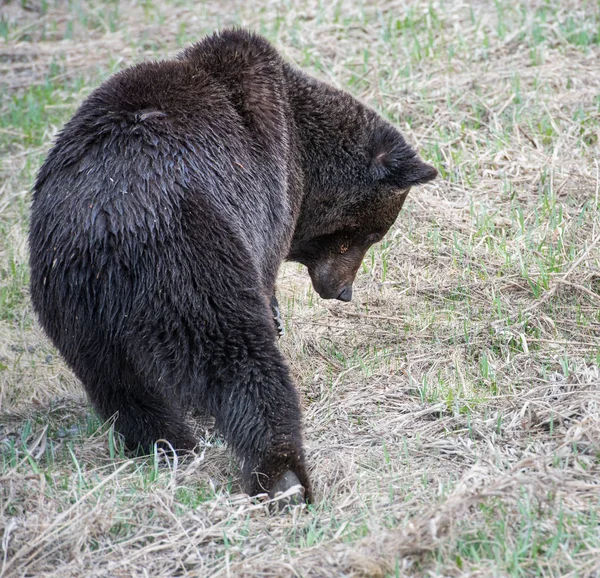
[
  {"xmin": 271, "ymin": 296, "xmax": 285, "ymax": 337},
  {"xmin": 269, "ymin": 471, "xmax": 305, "ymax": 509}
]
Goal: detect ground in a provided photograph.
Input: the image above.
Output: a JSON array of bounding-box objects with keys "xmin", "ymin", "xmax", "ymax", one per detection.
[{"xmin": 1, "ymin": 1, "xmax": 599, "ymax": 576}]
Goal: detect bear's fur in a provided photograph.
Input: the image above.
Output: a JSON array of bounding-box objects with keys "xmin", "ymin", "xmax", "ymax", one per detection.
[{"xmin": 29, "ymin": 29, "xmax": 437, "ymax": 502}]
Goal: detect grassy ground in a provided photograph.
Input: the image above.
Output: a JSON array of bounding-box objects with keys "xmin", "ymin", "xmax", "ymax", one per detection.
[{"xmin": 1, "ymin": 0, "xmax": 600, "ymax": 576}]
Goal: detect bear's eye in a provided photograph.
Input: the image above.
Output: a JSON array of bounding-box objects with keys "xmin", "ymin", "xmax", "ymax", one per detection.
[
  {"xmin": 365, "ymin": 233, "xmax": 382, "ymax": 244},
  {"xmin": 339, "ymin": 242, "xmax": 350, "ymax": 254}
]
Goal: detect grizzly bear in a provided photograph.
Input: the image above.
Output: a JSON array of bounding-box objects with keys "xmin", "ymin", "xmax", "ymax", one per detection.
[{"xmin": 29, "ymin": 29, "xmax": 436, "ymax": 503}]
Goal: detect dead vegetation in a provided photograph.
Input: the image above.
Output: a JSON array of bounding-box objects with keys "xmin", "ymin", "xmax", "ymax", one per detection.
[{"xmin": 1, "ymin": 0, "xmax": 600, "ymax": 576}]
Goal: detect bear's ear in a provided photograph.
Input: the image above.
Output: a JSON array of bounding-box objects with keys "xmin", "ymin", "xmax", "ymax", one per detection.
[{"xmin": 371, "ymin": 125, "xmax": 437, "ymax": 188}]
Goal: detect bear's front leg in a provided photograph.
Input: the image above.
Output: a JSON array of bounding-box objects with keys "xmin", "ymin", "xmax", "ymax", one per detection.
[{"xmin": 212, "ymin": 340, "xmax": 311, "ymax": 504}]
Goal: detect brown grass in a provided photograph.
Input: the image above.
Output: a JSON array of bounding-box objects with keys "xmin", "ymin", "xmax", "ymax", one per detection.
[{"xmin": 1, "ymin": 0, "xmax": 599, "ymax": 576}]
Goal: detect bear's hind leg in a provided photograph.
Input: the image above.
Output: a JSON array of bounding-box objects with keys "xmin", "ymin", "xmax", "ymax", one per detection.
[
  {"xmin": 97, "ymin": 386, "xmax": 197, "ymax": 455},
  {"xmin": 77, "ymin": 357, "xmax": 197, "ymax": 455}
]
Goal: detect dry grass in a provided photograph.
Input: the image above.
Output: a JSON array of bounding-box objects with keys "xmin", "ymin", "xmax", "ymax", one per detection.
[{"xmin": 1, "ymin": 0, "xmax": 600, "ymax": 576}]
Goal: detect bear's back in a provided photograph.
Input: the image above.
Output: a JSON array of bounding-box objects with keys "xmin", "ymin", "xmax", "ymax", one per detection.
[{"xmin": 30, "ymin": 30, "xmax": 298, "ymax": 301}]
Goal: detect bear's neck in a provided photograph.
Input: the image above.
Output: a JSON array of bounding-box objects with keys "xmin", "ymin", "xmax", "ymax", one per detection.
[{"xmin": 283, "ymin": 64, "xmax": 372, "ymax": 247}]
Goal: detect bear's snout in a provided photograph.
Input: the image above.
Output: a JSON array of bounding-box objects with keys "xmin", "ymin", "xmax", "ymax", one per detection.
[
  {"xmin": 308, "ymin": 259, "xmax": 355, "ymax": 301},
  {"xmin": 337, "ymin": 285, "xmax": 353, "ymax": 302},
  {"xmin": 308, "ymin": 254, "xmax": 360, "ymax": 302},
  {"xmin": 311, "ymin": 276, "xmax": 354, "ymax": 301}
]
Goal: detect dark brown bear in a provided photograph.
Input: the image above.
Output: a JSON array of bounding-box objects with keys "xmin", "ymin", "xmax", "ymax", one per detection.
[{"xmin": 29, "ymin": 29, "xmax": 436, "ymax": 503}]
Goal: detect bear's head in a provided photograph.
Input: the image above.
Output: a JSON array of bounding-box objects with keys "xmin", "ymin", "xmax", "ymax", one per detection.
[{"xmin": 288, "ymin": 122, "xmax": 437, "ymax": 302}]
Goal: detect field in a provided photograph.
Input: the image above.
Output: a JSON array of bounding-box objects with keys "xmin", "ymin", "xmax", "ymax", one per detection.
[{"xmin": 1, "ymin": 0, "xmax": 600, "ymax": 576}]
